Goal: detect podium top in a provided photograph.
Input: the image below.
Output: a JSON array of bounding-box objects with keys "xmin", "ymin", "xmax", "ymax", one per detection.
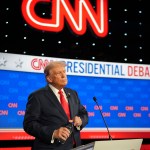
[
  {"xmin": 72, "ymin": 142, "xmax": 95, "ymax": 150},
  {"xmin": 72, "ymin": 139, "xmax": 143, "ymax": 150}
]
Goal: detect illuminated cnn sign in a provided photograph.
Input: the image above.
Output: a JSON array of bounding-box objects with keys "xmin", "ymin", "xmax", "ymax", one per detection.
[{"xmin": 21, "ymin": 0, "xmax": 108, "ymax": 37}]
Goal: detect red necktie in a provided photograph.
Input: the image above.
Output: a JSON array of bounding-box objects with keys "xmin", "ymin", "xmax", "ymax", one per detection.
[{"xmin": 58, "ymin": 90, "xmax": 70, "ymax": 119}]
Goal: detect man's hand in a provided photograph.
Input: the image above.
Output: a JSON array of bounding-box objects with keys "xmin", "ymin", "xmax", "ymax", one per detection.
[
  {"xmin": 69, "ymin": 116, "xmax": 82, "ymax": 130},
  {"xmin": 53, "ymin": 127, "xmax": 71, "ymax": 142}
]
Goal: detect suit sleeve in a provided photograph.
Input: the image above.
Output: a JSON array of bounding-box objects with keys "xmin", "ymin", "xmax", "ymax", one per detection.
[{"xmin": 23, "ymin": 93, "xmax": 54, "ymax": 144}]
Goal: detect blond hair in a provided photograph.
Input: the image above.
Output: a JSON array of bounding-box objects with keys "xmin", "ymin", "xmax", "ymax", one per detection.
[{"xmin": 44, "ymin": 61, "xmax": 66, "ymax": 76}]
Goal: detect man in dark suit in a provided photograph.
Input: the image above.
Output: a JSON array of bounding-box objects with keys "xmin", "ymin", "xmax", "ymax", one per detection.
[{"xmin": 23, "ymin": 61, "xmax": 88, "ymax": 150}]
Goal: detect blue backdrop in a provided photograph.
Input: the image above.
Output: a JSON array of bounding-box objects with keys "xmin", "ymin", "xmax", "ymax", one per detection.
[{"xmin": 0, "ymin": 70, "xmax": 150, "ymax": 129}]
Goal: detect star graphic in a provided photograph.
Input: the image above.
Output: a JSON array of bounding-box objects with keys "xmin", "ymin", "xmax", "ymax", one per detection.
[
  {"xmin": 15, "ymin": 59, "xmax": 23, "ymax": 68},
  {"xmin": 0, "ymin": 57, "xmax": 7, "ymax": 66}
]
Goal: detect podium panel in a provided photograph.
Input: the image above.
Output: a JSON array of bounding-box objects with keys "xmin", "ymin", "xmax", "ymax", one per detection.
[{"xmin": 72, "ymin": 139, "xmax": 143, "ymax": 150}]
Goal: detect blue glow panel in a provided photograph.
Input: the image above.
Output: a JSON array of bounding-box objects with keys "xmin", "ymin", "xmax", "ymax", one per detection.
[{"xmin": 0, "ymin": 70, "xmax": 150, "ymax": 129}]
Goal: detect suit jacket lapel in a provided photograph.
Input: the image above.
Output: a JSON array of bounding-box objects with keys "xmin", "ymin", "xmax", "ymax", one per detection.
[
  {"xmin": 45, "ymin": 85, "xmax": 68, "ymax": 120},
  {"xmin": 64, "ymin": 88, "xmax": 74, "ymax": 120}
]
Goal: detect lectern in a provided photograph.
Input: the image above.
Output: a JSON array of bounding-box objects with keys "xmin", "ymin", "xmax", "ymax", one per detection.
[{"xmin": 72, "ymin": 139, "xmax": 143, "ymax": 150}]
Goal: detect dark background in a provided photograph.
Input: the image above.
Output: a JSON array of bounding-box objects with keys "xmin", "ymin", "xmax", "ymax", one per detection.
[
  {"xmin": 0, "ymin": 0, "xmax": 149, "ymax": 148},
  {"xmin": 0, "ymin": 0, "xmax": 148, "ymax": 64}
]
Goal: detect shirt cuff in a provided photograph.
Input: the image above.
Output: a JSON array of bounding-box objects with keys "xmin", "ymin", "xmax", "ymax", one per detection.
[
  {"xmin": 76, "ymin": 126, "xmax": 80, "ymax": 130},
  {"xmin": 51, "ymin": 131, "xmax": 55, "ymax": 143}
]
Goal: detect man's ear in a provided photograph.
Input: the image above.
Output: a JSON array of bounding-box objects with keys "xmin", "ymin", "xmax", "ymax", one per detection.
[{"xmin": 46, "ymin": 76, "xmax": 52, "ymax": 83}]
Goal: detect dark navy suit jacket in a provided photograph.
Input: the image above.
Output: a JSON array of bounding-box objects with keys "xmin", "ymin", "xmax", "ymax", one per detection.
[{"xmin": 23, "ymin": 85, "xmax": 88, "ymax": 150}]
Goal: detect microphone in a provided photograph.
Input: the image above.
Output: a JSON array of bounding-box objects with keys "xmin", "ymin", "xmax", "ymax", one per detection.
[{"xmin": 93, "ymin": 96, "xmax": 112, "ymax": 140}]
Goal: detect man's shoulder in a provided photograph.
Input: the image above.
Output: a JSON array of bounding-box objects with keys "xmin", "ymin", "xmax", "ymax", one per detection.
[
  {"xmin": 30, "ymin": 85, "xmax": 48, "ymax": 95},
  {"xmin": 64, "ymin": 87, "xmax": 77, "ymax": 94}
]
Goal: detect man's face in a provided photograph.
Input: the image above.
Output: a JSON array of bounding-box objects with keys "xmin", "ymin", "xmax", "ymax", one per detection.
[{"xmin": 47, "ymin": 65, "xmax": 68, "ymax": 89}]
